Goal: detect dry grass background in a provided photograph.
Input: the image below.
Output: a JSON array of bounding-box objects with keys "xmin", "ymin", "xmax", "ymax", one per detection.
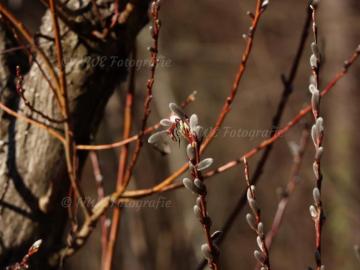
[{"xmin": 5, "ymin": 0, "xmax": 360, "ymax": 269}]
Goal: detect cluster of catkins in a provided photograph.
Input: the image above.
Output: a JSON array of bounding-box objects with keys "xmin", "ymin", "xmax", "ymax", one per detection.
[{"xmin": 148, "ymin": 103, "xmax": 221, "ymax": 266}]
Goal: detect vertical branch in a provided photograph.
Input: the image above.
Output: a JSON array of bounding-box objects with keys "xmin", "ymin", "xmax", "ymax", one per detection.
[
  {"xmin": 89, "ymin": 151, "xmax": 109, "ymax": 268},
  {"xmin": 200, "ymin": 0, "xmax": 268, "ymax": 151},
  {"xmin": 243, "ymin": 158, "xmax": 271, "ymax": 270},
  {"xmin": 49, "ymin": 0, "xmax": 90, "ymax": 217},
  {"xmin": 308, "ymin": 1, "xmax": 325, "ymax": 269},
  {"xmin": 120, "ymin": 0, "xmax": 161, "ymax": 188},
  {"xmin": 265, "ymin": 128, "xmax": 310, "ymax": 249},
  {"xmin": 103, "ymin": 45, "xmax": 137, "ymax": 270}
]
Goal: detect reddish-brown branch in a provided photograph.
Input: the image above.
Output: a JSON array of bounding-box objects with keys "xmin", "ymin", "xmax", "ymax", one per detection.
[
  {"xmin": 49, "ymin": 0, "xmax": 90, "ymax": 218},
  {"xmin": 120, "ymin": 45, "xmax": 360, "ymax": 199},
  {"xmin": 255, "ymin": 127, "xmax": 310, "ymax": 270},
  {"xmin": 76, "ymin": 91, "xmax": 196, "ymax": 151},
  {"xmin": 200, "ymin": 0, "xmax": 264, "ymax": 152},
  {"xmin": 243, "ymin": 158, "xmax": 271, "ymax": 269},
  {"xmin": 103, "ymin": 46, "xmax": 137, "ymax": 270}
]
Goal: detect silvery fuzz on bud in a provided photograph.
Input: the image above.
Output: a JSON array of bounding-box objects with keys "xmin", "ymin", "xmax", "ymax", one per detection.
[
  {"xmin": 249, "ymin": 198, "xmax": 258, "ymax": 215},
  {"xmin": 193, "ymin": 205, "xmax": 202, "ymax": 219},
  {"xmin": 313, "ymin": 187, "xmax": 321, "ymax": 205},
  {"xmin": 186, "ymin": 144, "xmax": 195, "ymax": 160},
  {"xmin": 211, "ymin": 231, "xmax": 223, "ymax": 242},
  {"xmin": 148, "ymin": 130, "xmax": 167, "ymax": 144},
  {"xmin": 246, "ymin": 213, "xmax": 257, "ymax": 231},
  {"xmin": 257, "ymin": 222, "xmax": 264, "ymax": 238},
  {"xmin": 194, "ymin": 125, "xmax": 204, "ymax": 141},
  {"xmin": 310, "ymin": 54, "xmax": 318, "ymax": 69},
  {"xmin": 169, "ymin": 103, "xmax": 186, "ymax": 119},
  {"xmin": 189, "ymin": 114, "xmax": 199, "ymax": 131},
  {"xmin": 315, "ymin": 146, "xmax": 323, "ymax": 160},
  {"xmin": 311, "ymin": 42, "xmax": 321, "ymax": 60},
  {"xmin": 201, "ymin": 243, "xmax": 213, "ymax": 260},
  {"xmin": 194, "ymin": 178, "xmax": 207, "ymax": 195},
  {"xmin": 197, "ymin": 158, "xmax": 213, "ymax": 171},
  {"xmin": 261, "ymin": 0, "xmax": 269, "ymax": 10},
  {"xmin": 183, "ymin": 178, "xmax": 202, "ymax": 194},
  {"xmin": 257, "ymin": 236, "xmax": 264, "ymax": 252},
  {"xmin": 160, "ymin": 118, "xmax": 172, "ymax": 126},
  {"xmin": 309, "ymin": 205, "xmax": 318, "ymax": 218}
]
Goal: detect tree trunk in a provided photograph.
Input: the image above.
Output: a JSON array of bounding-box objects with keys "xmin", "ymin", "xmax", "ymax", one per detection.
[{"xmin": 0, "ymin": 1, "xmax": 150, "ymax": 268}]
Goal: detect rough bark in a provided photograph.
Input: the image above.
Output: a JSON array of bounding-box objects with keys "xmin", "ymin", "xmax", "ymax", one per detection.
[{"xmin": 0, "ymin": 0, "xmax": 150, "ymax": 268}]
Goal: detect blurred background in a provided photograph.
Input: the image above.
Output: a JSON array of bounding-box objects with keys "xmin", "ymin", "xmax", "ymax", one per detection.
[{"xmin": 3, "ymin": 0, "xmax": 360, "ymax": 269}]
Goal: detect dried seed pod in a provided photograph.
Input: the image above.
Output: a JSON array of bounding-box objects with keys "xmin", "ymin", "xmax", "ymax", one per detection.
[
  {"xmin": 160, "ymin": 118, "xmax": 172, "ymax": 126},
  {"xmin": 254, "ymin": 250, "xmax": 265, "ymax": 264},
  {"xmin": 189, "ymin": 114, "xmax": 199, "ymax": 131},
  {"xmin": 186, "ymin": 144, "xmax": 195, "ymax": 160},
  {"xmin": 193, "ymin": 205, "xmax": 202, "ymax": 219},
  {"xmin": 309, "ymin": 205, "xmax": 318, "ymax": 218},
  {"xmin": 201, "ymin": 243, "xmax": 213, "ymax": 260},
  {"xmin": 197, "ymin": 158, "xmax": 214, "ymax": 171},
  {"xmin": 313, "ymin": 187, "xmax": 321, "ymax": 205},
  {"xmin": 246, "ymin": 213, "xmax": 257, "ymax": 231},
  {"xmin": 169, "ymin": 103, "xmax": 186, "ymax": 119}
]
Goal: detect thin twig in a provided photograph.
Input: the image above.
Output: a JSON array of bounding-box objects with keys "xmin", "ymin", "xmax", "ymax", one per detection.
[
  {"xmin": 0, "ymin": 3, "xmax": 63, "ymax": 107},
  {"xmin": 89, "ymin": 151, "xmax": 108, "ymax": 268},
  {"xmin": 103, "ymin": 45, "xmax": 137, "ymax": 270},
  {"xmin": 0, "ymin": 101, "xmax": 65, "ymax": 142},
  {"xmin": 120, "ymin": 45, "xmax": 360, "ymax": 201},
  {"xmin": 308, "ymin": 2, "xmax": 325, "ymax": 269},
  {"xmin": 49, "ymin": 0, "xmax": 90, "ymax": 218},
  {"xmin": 243, "ymin": 158, "xmax": 271, "ymax": 269},
  {"xmin": 255, "ymin": 127, "xmax": 310, "ymax": 270},
  {"xmin": 76, "ymin": 91, "xmax": 196, "ymax": 151}
]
